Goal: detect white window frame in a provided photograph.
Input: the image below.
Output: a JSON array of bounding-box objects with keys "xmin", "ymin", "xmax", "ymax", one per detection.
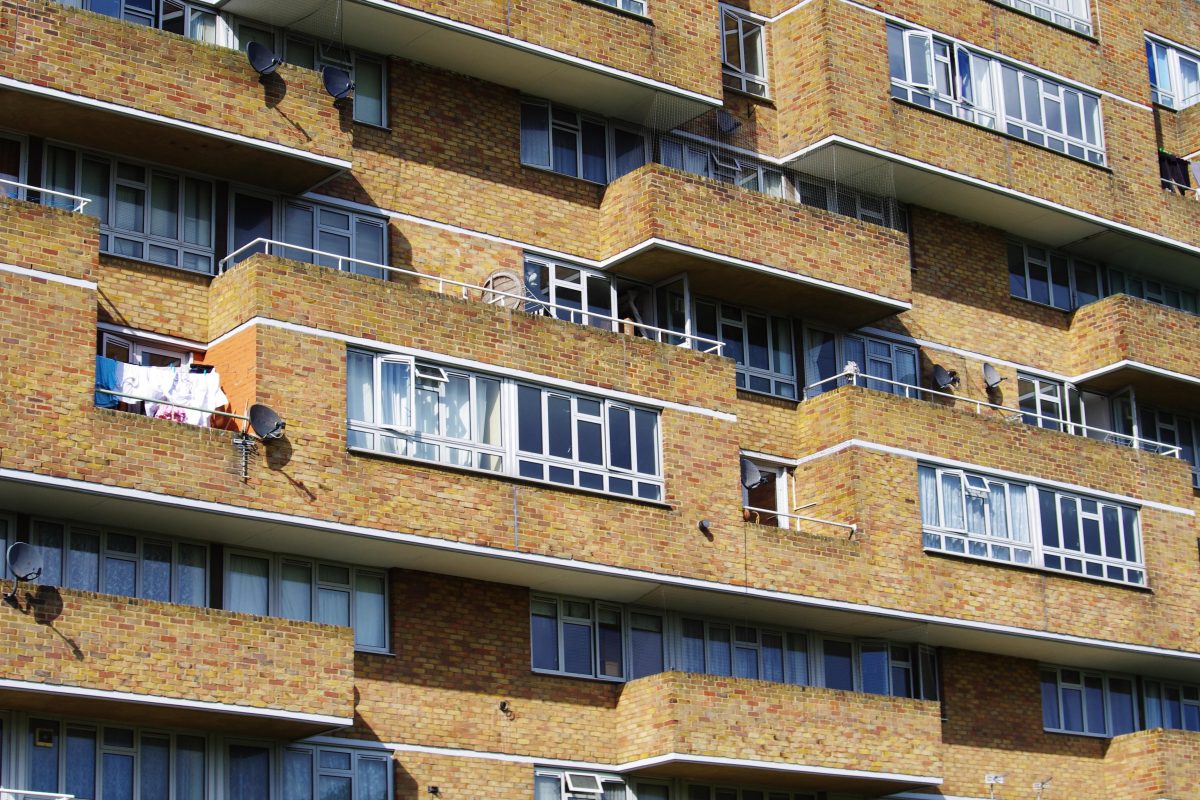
[
  {"xmin": 523, "ymin": 255, "xmax": 620, "ymax": 328},
  {"xmin": 589, "ymin": 0, "xmax": 647, "ymax": 16},
  {"xmin": 919, "ymin": 464, "xmax": 1145, "ymax": 586},
  {"xmin": 720, "ymin": 6, "xmax": 768, "ymax": 97},
  {"xmin": 695, "ymin": 300, "xmax": 797, "ymax": 399},
  {"xmin": 1007, "ymin": 241, "xmax": 1103, "ymax": 311},
  {"xmin": 740, "ymin": 452, "xmax": 794, "ymax": 529},
  {"xmin": 991, "ymin": 0, "xmax": 1091, "ymax": 35},
  {"xmin": 888, "ymin": 24, "xmax": 1105, "ymax": 165},
  {"xmin": 223, "ymin": 548, "xmax": 390, "ymax": 653},
  {"xmin": 282, "ymin": 743, "xmax": 393, "ymax": 800},
  {"xmin": 348, "ymin": 351, "xmax": 665, "ymax": 502},
  {"xmin": 99, "ymin": 331, "xmax": 190, "ymax": 368},
  {"xmin": 536, "ymin": 769, "xmax": 628, "ymax": 800},
  {"xmin": 1146, "ymin": 35, "xmax": 1200, "ymax": 110},
  {"xmin": 1041, "ymin": 666, "xmax": 1138, "ymax": 738}
]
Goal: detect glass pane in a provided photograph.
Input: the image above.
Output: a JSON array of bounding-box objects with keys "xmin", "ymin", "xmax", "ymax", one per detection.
[
  {"xmin": 707, "ymin": 625, "xmax": 732, "ymax": 676},
  {"xmin": 520, "ymin": 102, "xmax": 551, "ymax": 167},
  {"xmin": 629, "ymin": 613, "xmax": 664, "ymax": 679},
  {"xmin": 318, "ymin": 588, "xmax": 351, "ymax": 627},
  {"xmin": 823, "ymin": 640, "xmax": 854, "ymax": 691},
  {"xmin": 64, "ymin": 726, "xmax": 96, "ymax": 800},
  {"xmin": 354, "ymin": 572, "xmax": 388, "ymax": 650},
  {"xmin": 284, "ymin": 750, "xmax": 314, "ymax": 800},
  {"xmin": 67, "ymin": 531, "xmax": 100, "ymax": 591},
  {"xmin": 634, "ymin": 409, "xmax": 658, "ymax": 476},
  {"xmin": 176, "ymin": 735, "xmax": 206, "ymax": 800},
  {"xmin": 104, "ymin": 752, "xmax": 135, "ymax": 800},
  {"xmin": 33, "ymin": 520, "xmax": 65, "ymax": 586},
  {"xmin": 517, "ymin": 385, "xmax": 543, "ymax": 454},
  {"xmin": 228, "ymin": 745, "xmax": 271, "ymax": 800},
  {"xmin": 608, "ymin": 406, "xmax": 632, "ymax": 470},
  {"xmin": 563, "ymin": 621, "xmax": 593, "ymax": 675},
  {"xmin": 228, "ymin": 554, "xmax": 270, "ymax": 615},
  {"xmin": 598, "ymin": 607, "xmax": 623, "ymax": 678},
  {"xmin": 140, "ymin": 735, "xmax": 171, "ymax": 800},
  {"xmin": 81, "ymin": 158, "xmax": 110, "ymax": 222},
  {"xmin": 531, "ymin": 600, "xmax": 559, "ymax": 671},
  {"xmin": 860, "ymin": 643, "xmax": 889, "ymax": 695},
  {"xmin": 177, "ymin": 544, "xmax": 207, "ymax": 607},
  {"xmin": 142, "ymin": 541, "xmax": 172, "ymax": 601},
  {"xmin": 149, "ymin": 174, "xmax": 179, "ymax": 239},
  {"xmin": 353, "ymin": 59, "xmax": 385, "ymax": 126},
  {"xmin": 104, "ymin": 557, "xmax": 137, "ymax": 597},
  {"xmin": 282, "ymin": 562, "xmax": 313, "ymax": 620},
  {"xmin": 547, "ymin": 395, "xmax": 572, "ymax": 459},
  {"xmin": 357, "ymin": 758, "xmax": 389, "ymax": 800}
]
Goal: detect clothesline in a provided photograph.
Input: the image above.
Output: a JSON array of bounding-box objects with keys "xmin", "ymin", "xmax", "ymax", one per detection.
[{"xmin": 95, "ymin": 356, "xmax": 229, "ymax": 427}]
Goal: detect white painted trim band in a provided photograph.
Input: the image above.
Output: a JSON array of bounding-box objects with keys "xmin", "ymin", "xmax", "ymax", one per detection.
[
  {"xmin": 302, "ymin": 737, "xmax": 943, "ymax": 785},
  {"xmin": 0, "ymin": 678, "xmax": 351, "ymax": 727},
  {"xmin": 210, "ymin": 316, "xmax": 738, "ymax": 422},
  {"xmin": 0, "ymin": 262, "xmax": 96, "ymax": 290},
  {"xmin": 2, "ymin": 466, "xmax": 1199, "ymax": 665},
  {"xmin": 0, "ymin": 77, "xmax": 353, "ymax": 171},
  {"xmin": 1071, "ymin": 359, "xmax": 1200, "ymax": 388},
  {"xmin": 794, "ymin": 439, "xmax": 1195, "ymax": 515}
]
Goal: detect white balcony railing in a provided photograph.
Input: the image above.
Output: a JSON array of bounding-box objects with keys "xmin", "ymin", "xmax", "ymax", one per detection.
[
  {"xmin": 742, "ymin": 504, "xmax": 858, "ymax": 537},
  {"xmin": 805, "ymin": 367, "xmax": 1184, "ymax": 459},
  {"xmin": 1, "ymin": 179, "xmax": 91, "ymax": 213},
  {"xmin": 219, "ymin": 239, "xmax": 725, "ymax": 354}
]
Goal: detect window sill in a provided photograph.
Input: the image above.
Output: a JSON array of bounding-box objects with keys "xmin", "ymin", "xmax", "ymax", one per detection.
[
  {"xmin": 923, "ymin": 544, "xmax": 1151, "ymax": 591},
  {"xmin": 1042, "ymin": 727, "xmax": 1115, "ymax": 739},
  {"xmin": 889, "ymin": 96, "xmax": 1112, "ymax": 173},
  {"xmin": 981, "ymin": 0, "xmax": 1097, "ymax": 41},
  {"xmin": 532, "ymin": 667, "xmax": 627, "ymax": 683},
  {"xmin": 347, "ymin": 445, "xmax": 674, "ymax": 508},
  {"xmin": 99, "ymin": 250, "xmax": 217, "ymax": 279},
  {"xmin": 572, "ymin": 0, "xmax": 653, "ymax": 24},
  {"xmin": 1008, "ymin": 292, "xmax": 1075, "ymax": 314},
  {"xmin": 356, "ymin": 648, "xmax": 395, "ymax": 657},
  {"xmin": 722, "ymin": 83, "xmax": 774, "ymax": 105},
  {"xmin": 735, "ymin": 387, "xmax": 801, "ymax": 406}
]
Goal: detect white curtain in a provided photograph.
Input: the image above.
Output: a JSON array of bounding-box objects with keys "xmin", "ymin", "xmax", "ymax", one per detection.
[
  {"xmin": 1009, "ymin": 484, "xmax": 1031, "ymax": 543},
  {"xmin": 227, "ymin": 554, "xmax": 269, "ymax": 616},
  {"xmin": 940, "ymin": 473, "xmax": 965, "ymax": 530},
  {"xmin": 918, "ymin": 466, "xmax": 940, "ymax": 527}
]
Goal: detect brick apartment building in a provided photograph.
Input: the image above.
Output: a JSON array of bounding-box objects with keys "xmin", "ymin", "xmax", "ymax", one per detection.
[{"xmin": 0, "ymin": 0, "xmax": 1198, "ymax": 797}]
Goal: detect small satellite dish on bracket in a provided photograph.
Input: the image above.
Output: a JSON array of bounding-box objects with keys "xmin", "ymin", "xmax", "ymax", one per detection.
[
  {"xmin": 322, "ymin": 66, "xmax": 355, "ymax": 100},
  {"xmin": 740, "ymin": 457, "xmax": 767, "ymax": 490},
  {"xmin": 983, "ymin": 363, "xmax": 1005, "ymax": 389},
  {"xmin": 248, "ymin": 403, "xmax": 286, "ymax": 441},
  {"xmin": 716, "ymin": 110, "xmax": 742, "ymax": 134},
  {"xmin": 246, "ymin": 41, "xmax": 283, "ymax": 76},
  {"xmin": 933, "ymin": 365, "xmax": 960, "ymax": 391},
  {"xmin": 4, "ymin": 542, "xmax": 43, "ymax": 609}
]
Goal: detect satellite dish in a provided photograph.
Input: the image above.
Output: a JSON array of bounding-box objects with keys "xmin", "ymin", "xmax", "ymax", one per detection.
[
  {"xmin": 740, "ymin": 457, "xmax": 767, "ymax": 490},
  {"xmin": 248, "ymin": 403, "xmax": 286, "ymax": 440},
  {"xmin": 246, "ymin": 41, "xmax": 283, "ymax": 76},
  {"xmin": 983, "ymin": 363, "xmax": 1005, "ymax": 389},
  {"xmin": 933, "ymin": 365, "xmax": 959, "ymax": 391},
  {"xmin": 322, "ymin": 66, "xmax": 355, "ymax": 100},
  {"xmin": 716, "ymin": 110, "xmax": 742, "ymax": 134},
  {"xmin": 6, "ymin": 542, "xmax": 43, "ymax": 582}
]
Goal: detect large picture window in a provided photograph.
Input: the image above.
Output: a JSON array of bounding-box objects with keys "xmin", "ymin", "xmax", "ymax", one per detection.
[
  {"xmin": 44, "ymin": 145, "xmax": 215, "ymax": 272},
  {"xmin": 530, "ymin": 594, "xmax": 940, "ymax": 700},
  {"xmin": 919, "ymin": 464, "xmax": 1144, "ymax": 586},
  {"xmin": 1147, "ymin": 36, "xmax": 1200, "ymax": 110},
  {"xmin": 224, "ymin": 550, "xmax": 389, "ymax": 652},
  {"xmin": 348, "ymin": 350, "xmax": 664, "ymax": 501},
  {"xmin": 695, "ymin": 300, "xmax": 796, "ymax": 398},
  {"xmin": 520, "ymin": 99, "xmax": 647, "ymax": 184},
  {"xmin": 888, "ymin": 24, "xmax": 1105, "ymax": 165}
]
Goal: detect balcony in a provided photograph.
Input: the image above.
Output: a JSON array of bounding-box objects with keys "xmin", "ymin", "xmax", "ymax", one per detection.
[
  {"xmin": 0, "ymin": 0, "xmax": 351, "ymax": 192},
  {"xmin": 615, "ymin": 672, "xmax": 941, "ymax": 793},
  {"xmin": 1070, "ymin": 294, "xmax": 1200, "ymax": 410},
  {"xmin": 0, "ymin": 586, "xmax": 354, "ymax": 737},
  {"xmin": 599, "ymin": 165, "xmax": 912, "ymax": 329},
  {"xmin": 1103, "ymin": 728, "xmax": 1200, "ymax": 800},
  {"xmin": 219, "ymin": 0, "xmax": 720, "ymax": 128}
]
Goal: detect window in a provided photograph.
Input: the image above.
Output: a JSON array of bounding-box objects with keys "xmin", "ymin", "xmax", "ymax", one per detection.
[
  {"xmin": 1008, "ymin": 242, "xmax": 1101, "ymax": 311},
  {"xmin": 721, "ymin": 7, "xmax": 768, "ymax": 96},
  {"xmin": 660, "ymin": 139, "xmax": 784, "ymax": 197},
  {"xmin": 524, "ymin": 255, "xmax": 618, "ymax": 328},
  {"xmin": 1144, "ymin": 680, "xmax": 1200, "ymax": 732},
  {"xmin": 530, "ymin": 596, "xmax": 664, "ymax": 680},
  {"xmin": 687, "ymin": 786, "xmax": 816, "ymax": 800},
  {"xmin": 44, "ymin": 145, "xmax": 215, "ymax": 272},
  {"xmin": 919, "ymin": 464, "xmax": 1145, "ymax": 586},
  {"xmin": 591, "ymin": 0, "xmax": 646, "ymax": 14},
  {"xmin": 888, "ymin": 24, "xmax": 1105, "ymax": 165},
  {"xmin": 28, "ymin": 518, "xmax": 208, "ymax": 606},
  {"xmin": 25, "ymin": 720, "xmax": 207, "ymax": 800},
  {"xmin": 229, "ymin": 193, "xmax": 389, "ymax": 274},
  {"xmin": 1147, "ymin": 37, "xmax": 1200, "ymax": 110},
  {"xmin": 520, "ymin": 99, "xmax": 647, "ymax": 184},
  {"xmin": 1041, "ymin": 667, "xmax": 1138, "ymax": 737},
  {"xmin": 741, "ymin": 455, "xmax": 792, "ymax": 528},
  {"xmin": 1017, "ymin": 374, "xmax": 1083, "ymax": 433},
  {"xmin": 283, "ymin": 37, "xmax": 388, "ymax": 127},
  {"xmin": 530, "ymin": 594, "xmax": 940, "ymax": 700},
  {"xmin": 535, "ymin": 769, "xmax": 628, "ymax": 800},
  {"xmin": 658, "ymin": 138, "xmax": 906, "ymax": 230},
  {"xmin": 99, "ymin": 331, "xmax": 188, "ymax": 368},
  {"xmin": 1107, "ymin": 268, "xmax": 1199, "ymax": 315},
  {"xmin": 696, "ymin": 300, "xmax": 796, "ymax": 398},
  {"xmin": 990, "ymin": 0, "xmax": 1091, "ymax": 35},
  {"xmin": 282, "ymin": 744, "xmax": 391, "ymax": 800},
  {"xmin": 1, "ymin": 132, "xmax": 26, "ymax": 199},
  {"xmin": 224, "ymin": 550, "xmax": 388, "ymax": 652},
  {"xmin": 1132, "ymin": 405, "xmax": 1200, "ymax": 486},
  {"xmin": 347, "ymin": 350, "xmax": 664, "ymax": 501},
  {"xmin": 803, "ymin": 329, "xmax": 919, "ymax": 399}
]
